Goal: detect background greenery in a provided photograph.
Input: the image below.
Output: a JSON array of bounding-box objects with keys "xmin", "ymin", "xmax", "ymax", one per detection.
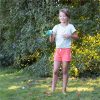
[{"xmin": 0, "ymin": 0, "xmax": 100, "ymax": 77}]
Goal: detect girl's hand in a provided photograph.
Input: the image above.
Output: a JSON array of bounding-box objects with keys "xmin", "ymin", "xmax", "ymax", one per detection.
[
  {"xmin": 63, "ymin": 32, "xmax": 79, "ymax": 40},
  {"xmin": 49, "ymin": 34, "xmax": 55, "ymax": 43},
  {"xmin": 63, "ymin": 34, "xmax": 71, "ymax": 39}
]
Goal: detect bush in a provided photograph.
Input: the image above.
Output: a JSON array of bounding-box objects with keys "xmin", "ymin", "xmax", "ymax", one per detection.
[
  {"xmin": 26, "ymin": 54, "xmax": 53, "ymax": 77},
  {"xmin": 71, "ymin": 33, "xmax": 100, "ymax": 77}
]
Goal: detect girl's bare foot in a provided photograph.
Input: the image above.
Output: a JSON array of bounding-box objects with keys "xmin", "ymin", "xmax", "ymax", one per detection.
[{"xmin": 62, "ymin": 91, "xmax": 67, "ymax": 96}]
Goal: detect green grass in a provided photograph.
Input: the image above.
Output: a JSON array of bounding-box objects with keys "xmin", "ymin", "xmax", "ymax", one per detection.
[{"xmin": 0, "ymin": 68, "xmax": 100, "ymax": 100}]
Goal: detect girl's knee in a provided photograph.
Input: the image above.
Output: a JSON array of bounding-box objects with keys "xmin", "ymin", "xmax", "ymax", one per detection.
[
  {"xmin": 63, "ymin": 68, "xmax": 68, "ymax": 74},
  {"xmin": 63, "ymin": 70, "xmax": 67, "ymax": 74},
  {"xmin": 53, "ymin": 70, "xmax": 58, "ymax": 75}
]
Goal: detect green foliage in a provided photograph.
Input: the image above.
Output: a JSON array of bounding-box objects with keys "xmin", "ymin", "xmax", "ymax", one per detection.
[
  {"xmin": 71, "ymin": 33, "xmax": 100, "ymax": 77},
  {"xmin": 0, "ymin": 0, "xmax": 100, "ymax": 77},
  {"xmin": 27, "ymin": 54, "xmax": 53, "ymax": 77}
]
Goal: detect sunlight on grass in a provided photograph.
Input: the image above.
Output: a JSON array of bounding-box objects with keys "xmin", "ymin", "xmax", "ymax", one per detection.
[
  {"xmin": 0, "ymin": 73, "xmax": 13, "ymax": 77},
  {"xmin": 87, "ymin": 82, "xmax": 97, "ymax": 86},
  {"xmin": 27, "ymin": 79, "xmax": 33, "ymax": 82},
  {"xmin": 56, "ymin": 87, "xmax": 94, "ymax": 92},
  {"xmin": 8, "ymin": 85, "xmax": 21, "ymax": 90},
  {"xmin": 35, "ymin": 84, "xmax": 48, "ymax": 88},
  {"xmin": 68, "ymin": 87, "xmax": 94, "ymax": 92},
  {"xmin": 0, "ymin": 69, "xmax": 100, "ymax": 100}
]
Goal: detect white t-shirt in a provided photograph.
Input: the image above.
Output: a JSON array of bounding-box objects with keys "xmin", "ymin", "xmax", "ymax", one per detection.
[{"xmin": 52, "ymin": 23, "xmax": 76, "ymax": 48}]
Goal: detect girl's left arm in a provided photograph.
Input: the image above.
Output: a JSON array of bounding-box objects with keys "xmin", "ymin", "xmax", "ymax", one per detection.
[
  {"xmin": 63, "ymin": 32, "xmax": 79, "ymax": 40},
  {"xmin": 71, "ymin": 32, "xmax": 79, "ymax": 40}
]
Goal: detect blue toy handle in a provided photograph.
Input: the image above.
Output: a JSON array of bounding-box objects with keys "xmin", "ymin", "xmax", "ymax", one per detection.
[{"xmin": 46, "ymin": 30, "xmax": 53, "ymax": 36}]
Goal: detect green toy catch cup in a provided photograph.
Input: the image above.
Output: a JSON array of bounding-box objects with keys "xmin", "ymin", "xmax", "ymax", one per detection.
[{"xmin": 46, "ymin": 30, "xmax": 53, "ymax": 36}]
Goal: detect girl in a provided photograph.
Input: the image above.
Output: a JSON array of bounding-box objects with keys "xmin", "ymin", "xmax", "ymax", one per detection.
[{"xmin": 49, "ymin": 8, "xmax": 79, "ymax": 94}]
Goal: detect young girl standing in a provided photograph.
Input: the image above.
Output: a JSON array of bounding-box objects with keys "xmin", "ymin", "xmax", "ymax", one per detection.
[{"xmin": 49, "ymin": 8, "xmax": 79, "ymax": 94}]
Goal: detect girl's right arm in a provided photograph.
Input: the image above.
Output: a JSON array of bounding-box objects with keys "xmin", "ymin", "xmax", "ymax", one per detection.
[
  {"xmin": 49, "ymin": 34, "xmax": 55, "ymax": 43},
  {"xmin": 50, "ymin": 25, "xmax": 57, "ymax": 43}
]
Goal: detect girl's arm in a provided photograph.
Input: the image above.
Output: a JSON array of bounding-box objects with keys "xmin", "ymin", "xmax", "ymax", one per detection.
[
  {"xmin": 49, "ymin": 34, "xmax": 55, "ymax": 43},
  {"xmin": 63, "ymin": 32, "xmax": 79, "ymax": 40},
  {"xmin": 71, "ymin": 32, "xmax": 79, "ymax": 39}
]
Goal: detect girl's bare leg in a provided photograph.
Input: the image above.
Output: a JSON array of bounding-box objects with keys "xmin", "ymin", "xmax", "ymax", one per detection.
[
  {"xmin": 62, "ymin": 61, "xmax": 70, "ymax": 93},
  {"xmin": 52, "ymin": 61, "xmax": 61, "ymax": 92}
]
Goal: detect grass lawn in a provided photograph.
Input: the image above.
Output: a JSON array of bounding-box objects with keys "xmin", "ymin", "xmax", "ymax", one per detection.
[{"xmin": 0, "ymin": 68, "xmax": 100, "ymax": 100}]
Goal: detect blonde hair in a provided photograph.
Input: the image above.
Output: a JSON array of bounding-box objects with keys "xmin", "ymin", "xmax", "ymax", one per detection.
[{"xmin": 59, "ymin": 8, "xmax": 70, "ymax": 18}]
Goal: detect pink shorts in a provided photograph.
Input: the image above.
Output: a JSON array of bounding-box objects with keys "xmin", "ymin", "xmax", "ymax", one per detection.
[{"xmin": 54, "ymin": 48, "xmax": 71, "ymax": 61}]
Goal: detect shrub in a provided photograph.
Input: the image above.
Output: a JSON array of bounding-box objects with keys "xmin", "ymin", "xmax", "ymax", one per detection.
[{"xmin": 71, "ymin": 33, "xmax": 100, "ymax": 77}]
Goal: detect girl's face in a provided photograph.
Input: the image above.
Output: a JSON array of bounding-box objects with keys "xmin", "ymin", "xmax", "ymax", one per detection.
[{"xmin": 59, "ymin": 11, "xmax": 68, "ymax": 23}]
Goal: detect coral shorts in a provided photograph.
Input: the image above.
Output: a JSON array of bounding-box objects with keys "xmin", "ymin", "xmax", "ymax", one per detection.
[{"xmin": 54, "ymin": 48, "xmax": 71, "ymax": 61}]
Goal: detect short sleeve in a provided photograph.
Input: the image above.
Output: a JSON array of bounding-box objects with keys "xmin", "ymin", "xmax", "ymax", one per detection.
[
  {"xmin": 70, "ymin": 24, "xmax": 76, "ymax": 34},
  {"xmin": 52, "ymin": 25, "xmax": 58, "ymax": 35}
]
